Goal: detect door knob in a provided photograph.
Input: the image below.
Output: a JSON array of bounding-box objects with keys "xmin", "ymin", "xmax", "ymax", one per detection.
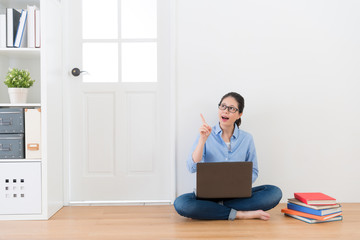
[{"xmin": 71, "ymin": 68, "xmax": 88, "ymax": 77}]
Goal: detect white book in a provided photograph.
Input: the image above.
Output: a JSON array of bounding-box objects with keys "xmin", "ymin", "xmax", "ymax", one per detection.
[
  {"xmin": 25, "ymin": 108, "xmax": 42, "ymax": 159},
  {"xmin": 35, "ymin": 9, "xmax": 41, "ymax": 48},
  {"xmin": 27, "ymin": 5, "xmax": 37, "ymax": 48},
  {"xmin": 14, "ymin": 10, "xmax": 28, "ymax": 48},
  {"xmin": 0, "ymin": 14, "xmax": 6, "ymax": 48}
]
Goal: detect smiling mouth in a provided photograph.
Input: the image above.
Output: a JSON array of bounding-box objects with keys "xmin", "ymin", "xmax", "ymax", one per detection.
[{"xmin": 221, "ymin": 116, "xmax": 229, "ymax": 120}]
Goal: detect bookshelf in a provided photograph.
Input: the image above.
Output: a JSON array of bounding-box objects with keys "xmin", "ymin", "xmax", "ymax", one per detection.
[{"xmin": 0, "ymin": 0, "xmax": 63, "ymax": 220}]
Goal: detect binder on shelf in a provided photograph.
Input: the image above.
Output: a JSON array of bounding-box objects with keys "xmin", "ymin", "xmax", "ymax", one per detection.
[
  {"xmin": 14, "ymin": 10, "xmax": 28, "ymax": 48},
  {"xmin": 0, "ymin": 14, "xmax": 6, "ymax": 48},
  {"xmin": 6, "ymin": 8, "xmax": 21, "ymax": 48},
  {"xmin": 25, "ymin": 108, "xmax": 41, "ymax": 159},
  {"xmin": 35, "ymin": 9, "xmax": 41, "ymax": 48},
  {"xmin": 27, "ymin": 5, "xmax": 37, "ymax": 48}
]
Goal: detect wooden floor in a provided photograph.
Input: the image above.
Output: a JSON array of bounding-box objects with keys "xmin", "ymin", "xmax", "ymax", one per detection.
[{"xmin": 0, "ymin": 203, "xmax": 359, "ymax": 240}]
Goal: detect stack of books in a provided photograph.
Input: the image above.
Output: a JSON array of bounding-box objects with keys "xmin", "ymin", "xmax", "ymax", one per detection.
[{"xmin": 281, "ymin": 192, "xmax": 343, "ymax": 224}]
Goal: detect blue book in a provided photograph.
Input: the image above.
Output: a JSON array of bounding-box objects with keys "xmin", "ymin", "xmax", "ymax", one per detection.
[{"xmin": 287, "ymin": 202, "xmax": 342, "ymax": 216}]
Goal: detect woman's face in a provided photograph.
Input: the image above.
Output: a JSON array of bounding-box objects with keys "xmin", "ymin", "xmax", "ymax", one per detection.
[{"xmin": 218, "ymin": 96, "xmax": 242, "ymax": 128}]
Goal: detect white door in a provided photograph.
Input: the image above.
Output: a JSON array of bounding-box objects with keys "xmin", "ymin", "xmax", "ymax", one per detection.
[{"xmin": 63, "ymin": 0, "xmax": 174, "ymax": 203}]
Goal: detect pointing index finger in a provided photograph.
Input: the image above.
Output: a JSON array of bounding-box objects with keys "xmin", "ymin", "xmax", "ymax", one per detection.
[{"xmin": 200, "ymin": 113, "xmax": 207, "ymax": 124}]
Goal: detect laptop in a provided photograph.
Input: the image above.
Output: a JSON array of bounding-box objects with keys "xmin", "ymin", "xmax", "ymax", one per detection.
[{"xmin": 196, "ymin": 161, "xmax": 253, "ymax": 199}]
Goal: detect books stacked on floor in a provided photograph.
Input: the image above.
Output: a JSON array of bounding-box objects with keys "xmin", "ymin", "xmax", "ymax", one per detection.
[{"xmin": 281, "ymin": 192, "xmax": 343, "ymax": 224}]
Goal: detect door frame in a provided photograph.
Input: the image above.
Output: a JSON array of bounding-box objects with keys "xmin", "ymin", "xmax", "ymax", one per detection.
[{"xmin": 61, "ymin": 0, "xmax": 177, "ymax": 205}]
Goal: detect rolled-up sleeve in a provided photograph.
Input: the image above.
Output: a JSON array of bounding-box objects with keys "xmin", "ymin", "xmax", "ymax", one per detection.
[
  {"xmin": 186, "ymin": 135, "xmax": 205, "ymax": 173},
  {"xmin": 246, "ymin": 136, "xmax": 259, "ymax": 183}
]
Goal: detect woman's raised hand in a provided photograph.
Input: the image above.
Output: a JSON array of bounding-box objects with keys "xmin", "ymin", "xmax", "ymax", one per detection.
[{"xmin": 199, "ymin": 114, "xmax": 212, "ymax": 141}]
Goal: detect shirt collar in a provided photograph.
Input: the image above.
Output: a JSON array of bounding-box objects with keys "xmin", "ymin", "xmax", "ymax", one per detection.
[{"xmin": 215, "ymin": 122, "xmax": 240, "ymax": 139}]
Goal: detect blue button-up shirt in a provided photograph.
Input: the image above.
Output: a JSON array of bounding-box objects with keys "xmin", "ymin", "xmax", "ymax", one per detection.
[{"xmin": 187, "ymin": 122, "xmax": 259, "ymax": 183}]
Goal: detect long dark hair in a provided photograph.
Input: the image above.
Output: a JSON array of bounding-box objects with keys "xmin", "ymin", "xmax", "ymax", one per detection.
[{"xmin": 219, "ymin": 92, "xmax": 245, "ymax": 127}]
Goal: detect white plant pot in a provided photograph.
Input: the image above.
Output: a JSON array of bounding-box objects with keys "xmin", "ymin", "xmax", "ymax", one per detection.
[{"xmin": 8, "ymin": 88, "xmax": 29, "ymax": 104}]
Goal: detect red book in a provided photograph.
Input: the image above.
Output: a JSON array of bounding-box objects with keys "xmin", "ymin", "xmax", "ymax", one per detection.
[{"xmin": 294, "ymin": 192, "xmax": 337, "ymax": 205}]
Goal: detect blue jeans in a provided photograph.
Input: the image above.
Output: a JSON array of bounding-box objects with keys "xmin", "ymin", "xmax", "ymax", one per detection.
[{"xmin": 174, "ymin": 185, "xmax": 282, "ymax": 220}]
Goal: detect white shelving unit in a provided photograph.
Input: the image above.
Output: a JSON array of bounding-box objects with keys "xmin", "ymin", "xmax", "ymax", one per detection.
[{"xmin": 0, "ymin": 0, "xmax": 63, "ymax": 220}]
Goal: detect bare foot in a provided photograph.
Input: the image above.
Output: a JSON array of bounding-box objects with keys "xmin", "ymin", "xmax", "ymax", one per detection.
[{"xmin": 236, "ymin": 210, "xmax": 270, "ymax": 220}]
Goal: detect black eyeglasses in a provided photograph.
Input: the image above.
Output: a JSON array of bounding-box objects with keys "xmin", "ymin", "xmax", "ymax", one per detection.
[{"xmin": 218, "ymin": 103, "xmax": 239, "ymax": 113}]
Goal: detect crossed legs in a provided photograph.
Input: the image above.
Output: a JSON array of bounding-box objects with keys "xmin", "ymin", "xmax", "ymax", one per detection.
[{"xmin": 174, "ymin": 185, "xmax": 282, "ymax": 220}]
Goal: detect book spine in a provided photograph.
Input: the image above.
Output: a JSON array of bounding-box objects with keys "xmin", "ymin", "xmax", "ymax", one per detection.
[
  {"xmin": 282, "ymin": 208, "xmax": 342, "ymax": 221},
  {"xmin": 35, "ymin": 9, "xmax": 40, "ymax": 48},
  {"xmin": 27, "ymin": 6, "xmax": 36, "ymax": 48},
  {"xmin": 287, "ymin": 203, "xmax": 321, "ymax": 216},
  {"xmin": 6, "ymin": 8, "xmax": 13, "ymax": 47},
  {"xmin": 282, "ymin": 208, "xmax": 324, "ymax": 220},
  {"xmin": 285, "ymin": 213, "xmax": 343, "ymax": 224}
]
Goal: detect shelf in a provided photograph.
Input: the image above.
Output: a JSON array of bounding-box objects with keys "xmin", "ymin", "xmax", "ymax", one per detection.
[
  {"xmin": 0, "ymin": 48, "xmax": 40, "ymax": 58},
  {"xmin": 0, "ymin": 103, "xmax": 41, "ymax": 107},
  {"xmin": 0, "ymin": 159, "xmax": 41, "ymax": 162},
  {"xmin": 0, "ymin": 0, "xmax": 40, "ymax": 8}
]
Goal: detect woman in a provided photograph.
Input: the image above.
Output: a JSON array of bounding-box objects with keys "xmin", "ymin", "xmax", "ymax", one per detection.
[{"xmin": 174, "ymin": 92, "xmax": 282, "ymax": 221}]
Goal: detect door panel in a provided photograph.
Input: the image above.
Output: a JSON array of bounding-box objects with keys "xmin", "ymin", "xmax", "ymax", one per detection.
[
  {"xmin": 127, "ymin": 92, "xmax": 156, "ymax": 173},
  {"xmin": 84, "ymin": 92, "xmax": 115, "ymax": 175}
]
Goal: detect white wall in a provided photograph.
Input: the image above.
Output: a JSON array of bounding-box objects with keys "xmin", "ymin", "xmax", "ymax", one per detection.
[{"xmin": 176, "ymin": 0, "xmax": 360, "ymax": 202}]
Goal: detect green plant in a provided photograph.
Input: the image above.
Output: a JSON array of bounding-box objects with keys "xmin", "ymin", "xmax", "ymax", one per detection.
[{"xmin": 4, "ymin": 68, "xmax": 35, "ymax": 88}]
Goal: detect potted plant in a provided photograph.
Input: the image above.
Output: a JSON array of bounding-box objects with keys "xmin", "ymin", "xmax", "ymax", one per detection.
[{"xmin": 4, "ymin": 68, "xmax": 35, "ymax": 104}]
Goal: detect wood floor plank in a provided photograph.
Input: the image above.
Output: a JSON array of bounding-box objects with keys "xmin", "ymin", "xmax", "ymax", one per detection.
[{"xmin": 0, "ymin": 203, "xmax": 359, "ymax": 240}]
